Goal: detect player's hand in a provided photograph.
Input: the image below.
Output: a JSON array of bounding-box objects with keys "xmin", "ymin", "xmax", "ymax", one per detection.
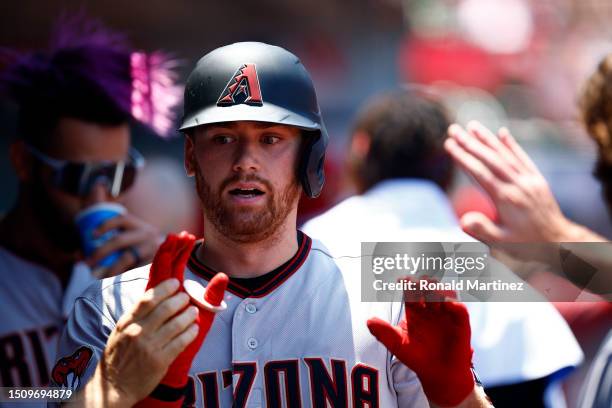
[
  {"xmin": 83, "ymin": 278, "xmax": 199, "ymax": 408},
  {"xmin": 444, "ymin": 121, "xmax": 596, "ymax": 243},
  {"xmin": 87, "ymin": 212, "xmax": 163, "ymax": 277},
  {"xmin": 367, "ymin": 278, "xmax": 474, "ymax": 407},
  {"xmin": 134, "ymin": 232, "xmax": 228, "ymax": 408}
]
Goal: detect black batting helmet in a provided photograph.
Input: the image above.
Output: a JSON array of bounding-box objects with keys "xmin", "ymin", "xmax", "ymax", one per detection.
[{"xmin": 180, "ymin": 42, "xmax": 328, "ymax": 198}]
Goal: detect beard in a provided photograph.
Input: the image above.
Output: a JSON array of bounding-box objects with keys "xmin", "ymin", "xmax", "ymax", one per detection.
[
  {"xmin": 194, "ymin": 164, "xmax": 300, "ymax": 244},
  {"xmin": 29, "ymin": 182, "xmax": 82, "ymax": 253}
]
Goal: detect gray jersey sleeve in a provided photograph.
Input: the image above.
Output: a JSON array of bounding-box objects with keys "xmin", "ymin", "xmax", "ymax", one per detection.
[{"xmin": 51, "ymin": 286, "xmax": 116, "ymax": 393}]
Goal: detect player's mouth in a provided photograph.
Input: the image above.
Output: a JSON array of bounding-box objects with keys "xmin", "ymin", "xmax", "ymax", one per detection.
[
  {"xmin": 226, "ymin": 183, "xmax": 267, "ymax": 205},
  {"xmin": 228, "ymin": 188, "xmax": 265, "ymax": 198}
]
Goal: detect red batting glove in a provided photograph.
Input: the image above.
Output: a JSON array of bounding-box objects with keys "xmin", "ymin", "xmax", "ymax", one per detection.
[
  {"xmin": 367, "ymin": 279, "xmax": 474, "ymax": 407},
  {"xmin": 135, "ymin": 232, "xmax": 228, "ymax": 408}
]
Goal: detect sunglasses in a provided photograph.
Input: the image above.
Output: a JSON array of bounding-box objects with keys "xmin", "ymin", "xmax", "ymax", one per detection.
[{"xmin": 26, "ymin": 145, "xmax": 145, "ymax": 198}]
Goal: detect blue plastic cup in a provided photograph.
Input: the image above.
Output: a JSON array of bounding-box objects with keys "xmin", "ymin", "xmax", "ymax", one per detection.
[{"xmin": 75, "ymin": 203, "xmax": 126, "ymax": 268}]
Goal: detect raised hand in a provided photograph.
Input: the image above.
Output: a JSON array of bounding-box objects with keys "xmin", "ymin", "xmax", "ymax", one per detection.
[
  {"xmin": 444, "ymin": 121, "xmax": 598, "ymax": 243},
  {"xmin": 367, "ymin": 279, "xmax": 474, "ymax": 407},
  {"xmin": 84, "ymin": 279, "xmax": 198, "ymax": 408},
  {"xmin": 134, "ymin": 232, "xmax": 228, "ymax": 408}
]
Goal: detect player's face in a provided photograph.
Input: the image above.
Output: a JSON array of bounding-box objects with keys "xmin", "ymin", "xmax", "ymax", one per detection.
[
  {"xmin": 31, "ymin": 118, "xmax": 131, "ymax": 251},
  {"xmin": 186, "ymin": 121, "xmax": 302, "ymax": 243}
]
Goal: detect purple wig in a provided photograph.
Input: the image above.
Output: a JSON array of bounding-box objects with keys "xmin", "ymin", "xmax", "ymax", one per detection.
[{"xmin": 1, "ymin": 13, "xmax": 181, "ymax": 145}]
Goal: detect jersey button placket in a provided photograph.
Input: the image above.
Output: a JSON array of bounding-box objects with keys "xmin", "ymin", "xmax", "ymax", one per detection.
[{"xmin": 245, "ymin": 303, "xmax": 257, "ymax": 314}]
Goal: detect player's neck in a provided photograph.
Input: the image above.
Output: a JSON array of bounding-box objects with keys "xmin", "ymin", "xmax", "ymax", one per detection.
[
  {"xmin": 197, "ymin": 216, "xmax": 299, "ymax": 279},
  {"xmin": 0, "ymin": 196, "xmax": 77, "ymax": 284}
]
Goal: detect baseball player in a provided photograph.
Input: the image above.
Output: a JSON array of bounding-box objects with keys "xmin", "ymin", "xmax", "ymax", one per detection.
[
  {"xmin": 55, "ymin": 42, "xmax": 491, "ymax": 407},
  {"xmin": 0, "ymin": 16, "xmax": 177, "ymax": 396}
]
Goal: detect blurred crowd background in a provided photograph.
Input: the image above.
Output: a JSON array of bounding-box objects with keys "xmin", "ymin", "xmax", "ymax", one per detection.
[{"xmin": 2, "ymin": 0, "xmax": 612, "ymax": 239}]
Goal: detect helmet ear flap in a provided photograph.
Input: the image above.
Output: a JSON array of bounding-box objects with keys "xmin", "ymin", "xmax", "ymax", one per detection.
[{"xmin": 299, "ymin": 130, "xmax": 328, "ymax": 198}]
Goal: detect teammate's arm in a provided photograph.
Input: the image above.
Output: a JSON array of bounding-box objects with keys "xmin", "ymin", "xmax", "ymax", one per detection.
[
  {"xmin": 445, "ymin": 121, "xmax": 605, "ymax": 244},
  {"xmin": 445, "ymin": 121, "xmax": 611, "ymax": 293}
]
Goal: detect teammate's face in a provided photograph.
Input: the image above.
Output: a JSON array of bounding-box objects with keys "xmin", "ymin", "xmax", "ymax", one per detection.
[
  {"xmin": 29, "ymin": 118, "xmax": 130, "ymax": 251},
  {"xmin": 186, "ymin": 121, "xmax": 302, "ymax": 243}
]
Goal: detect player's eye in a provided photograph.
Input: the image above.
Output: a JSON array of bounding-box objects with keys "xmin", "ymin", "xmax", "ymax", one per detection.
[
  {"xmin": 261, "ymin": 135, "xmax": 281, "ymax": 145},
  {"xmin": 212, "ymin": 135, "xmax": 235, "ymax": 145}
]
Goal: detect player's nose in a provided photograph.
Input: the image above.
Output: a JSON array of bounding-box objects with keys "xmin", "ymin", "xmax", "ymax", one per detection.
[
  {"xmin": 232, "ymin": 141, "xmax": 260, "ymax": 173},
  {"xmin": 83, "ymin": 181, "xmax": 115, "ymax": 206}
]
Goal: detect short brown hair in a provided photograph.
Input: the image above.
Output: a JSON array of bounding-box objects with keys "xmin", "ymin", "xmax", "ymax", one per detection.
[{"xmin": 350, "ymin": 90, "xmax": 453, "ymax": 193}]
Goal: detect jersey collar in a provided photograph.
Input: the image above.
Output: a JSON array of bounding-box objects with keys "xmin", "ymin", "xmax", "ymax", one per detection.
[{"xmin": 187, "ymin": 231, "xmax": 312, "ymax": 298}]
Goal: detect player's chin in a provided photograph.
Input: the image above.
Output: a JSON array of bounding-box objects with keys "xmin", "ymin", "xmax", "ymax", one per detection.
[{"xmin": 223, "ymin": 214, "xmax": 276, "ymax": 243}]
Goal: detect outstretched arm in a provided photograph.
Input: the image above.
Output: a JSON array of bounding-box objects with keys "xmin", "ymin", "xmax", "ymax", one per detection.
[
  {"xmin": 445, "ymin": 121, "xmax": 603, "ymax": 243},
  {"xmin": 445, "ymin": 121, "xmax": 611, "ymax": 294}
]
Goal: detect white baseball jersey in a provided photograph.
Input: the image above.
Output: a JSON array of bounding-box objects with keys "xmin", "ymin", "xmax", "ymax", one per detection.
[
  {"xmin": 0, "ymin": 246, "xmax": 95, "ymax": 407},
  {"xmin": 302, "ymin": 179, "xmax": 584, "ymax": 388},
  {"xmin": 54, "ymin": 232, "xmax": 429, "ymax": 407}
]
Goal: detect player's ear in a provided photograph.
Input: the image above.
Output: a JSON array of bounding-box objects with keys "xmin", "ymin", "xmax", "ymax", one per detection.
[
  {"xmin": 347, "ymin": 131, "xmax": 372, "ymax": 194},
  {"xmin": 350, "ymin": 130, "xmax": 371, "ymax": 161},
  {"xmin": 9, "ymin": 140, "xmax": 34, "ymax": 182},
  {"xmin": 184, "ymin": 132, "xmax": 196, "ymax": 177}
]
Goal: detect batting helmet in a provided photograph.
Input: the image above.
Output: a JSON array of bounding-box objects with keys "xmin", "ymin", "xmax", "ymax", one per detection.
[{"xmin": 179, "ymin": 42, "xmax": 328, "ymax": 198}]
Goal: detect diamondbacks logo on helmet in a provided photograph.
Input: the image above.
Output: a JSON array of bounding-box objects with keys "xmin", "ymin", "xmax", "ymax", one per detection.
[{"xmin": 217, "ymin": 63, "xmax": 263, "ymax": 106}]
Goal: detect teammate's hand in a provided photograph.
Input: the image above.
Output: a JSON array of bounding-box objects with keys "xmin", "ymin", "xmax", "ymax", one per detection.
[
  {"xmin": 444, "ymin": 121, "xmax": 600, "ymax": 243},
  {"xmin": 87, "ymin": 212, "xmax": 163, "ymax": 277},
  {"xmin": 83, "ymin": 278, "xmax": 199, "ymax": 408},
  {"xmin": 367, "ymin": 279, "xmax": 474, "ymax": 407},
  {"xmin": 134, "ymin": 232, "xmax": 228, "ymax": 408}
]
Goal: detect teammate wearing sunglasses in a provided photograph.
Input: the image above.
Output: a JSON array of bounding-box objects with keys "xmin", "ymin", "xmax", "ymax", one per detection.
[{"xmin": 0, "ymin": 16, "xmax": 179, "ymax": 390}]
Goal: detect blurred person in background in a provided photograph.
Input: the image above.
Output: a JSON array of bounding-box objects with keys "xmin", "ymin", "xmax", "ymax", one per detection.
[
  {"xmin": 0, "ymin": 16, "xmax": 180, "ymax": 390},
  {"xmin": 303, "ymin": 89, "xmax": 583, "ymax": 408},
  {"xmin": 444, "ymin": 54, "xmax": 612, "ymax": 408}
]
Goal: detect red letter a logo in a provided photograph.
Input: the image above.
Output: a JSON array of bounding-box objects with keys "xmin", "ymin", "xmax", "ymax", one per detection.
[{"xmin": 217, "ymin": 63, "xmax": 263, "ymax": 106}]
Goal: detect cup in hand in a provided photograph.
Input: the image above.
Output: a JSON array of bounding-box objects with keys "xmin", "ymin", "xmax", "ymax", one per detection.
[{"xmin": 75, "ymin": 203, "xmax": 126, "ymax": 268}]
